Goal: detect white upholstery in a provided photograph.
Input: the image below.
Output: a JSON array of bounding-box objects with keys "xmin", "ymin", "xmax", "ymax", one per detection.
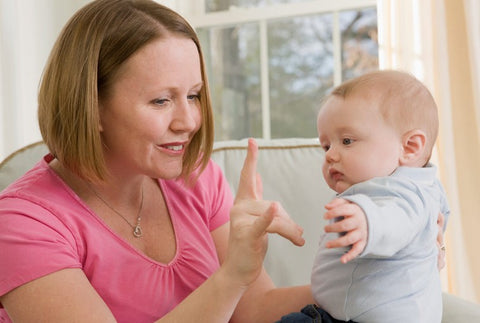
[
  {"xmin": 1, "ymin": 138, "xmax": 480, "ymax": 322},
  {"xmin": 211, "ymin": 138, "xmax": 480, "ymax": 322},
  {"xmin": 0, "ymin": 142, "xmax": 48, "ymax": 191},
  {"xmin": 211, "ymin": 138, "xmax": 333, "ymax": 287}
]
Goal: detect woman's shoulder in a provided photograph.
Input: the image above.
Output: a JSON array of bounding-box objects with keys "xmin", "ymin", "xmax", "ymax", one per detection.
[
  {"xmin": 0, "ymin": 154, "xmax": 91, "ymax": 242},
  {"xmin": 0, "ymin": 154, "xmax": 70, "ymax": 207}
]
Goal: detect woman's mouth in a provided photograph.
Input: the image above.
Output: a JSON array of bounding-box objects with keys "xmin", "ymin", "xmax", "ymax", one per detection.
[
  {"xmin": 165, "ymin": 144, "xmax": 183, "ymax": 151},
  {"xmin": 158, "ymin": 142, "xmax": 186, "ymax": 154}
]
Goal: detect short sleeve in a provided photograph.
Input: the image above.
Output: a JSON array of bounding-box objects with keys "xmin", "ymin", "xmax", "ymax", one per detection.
[
  {"xmin": 0, "ymin": 197, "xmax": 81, "ymax": 299},
  {"xmin": 201, "ymin": 160, "xmax": 233, "ymax": 231}
]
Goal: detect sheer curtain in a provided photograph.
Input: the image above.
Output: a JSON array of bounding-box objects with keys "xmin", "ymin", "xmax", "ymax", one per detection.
[
  {"xmin": 464, "ymin": 0, "xmax": 480, "ymax": 134},
  {"xmin": 0, "ymin": 0, "xmax": 91, "ymax": 160},
  {"xmin": 0, "ymin": 0, "xmax": 181, "ymax": 161},
  {"xmin": 378, "ymin": 0, "xmax": 480, "ymax": 303}
]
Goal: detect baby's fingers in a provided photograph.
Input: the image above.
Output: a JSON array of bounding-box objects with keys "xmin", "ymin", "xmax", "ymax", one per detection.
[
  {"xmin": 326, "ymin": 230, "xmax": 365, "ymax": 263},
  {"xmin": 340, "ymin": 241, "xmax": 365, "ymax": 264},
  {"xmin": 324, "ymin": 216, "xmax": 356, "ymax": 233},
  {"xmin": 324, "ymin": 201, "xmax": 357, "ymax": 221},
  {"xmin": 326, "ymin": 229, "xmax": 362, "ymax": 249},
  {"xmin": 325, "ymin": 198, "xmax": 349, "ymax": 210}
]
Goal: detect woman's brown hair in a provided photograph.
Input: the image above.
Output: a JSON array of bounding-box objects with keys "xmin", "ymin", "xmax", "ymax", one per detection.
[{"xmin": 38, "ymin": 0, "xmax": 214, "ymax": 183}]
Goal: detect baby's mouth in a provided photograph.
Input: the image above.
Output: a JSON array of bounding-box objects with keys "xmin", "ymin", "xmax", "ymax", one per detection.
[{"xmin": 329, "ymin": 169, "xmax": 343, "ymax": 181}]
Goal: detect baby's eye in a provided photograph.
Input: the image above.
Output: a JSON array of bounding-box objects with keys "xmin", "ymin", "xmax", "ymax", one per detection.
[
  {"xmin": 342, "ymin": 138, "xmax": 353, "ymax": 145},
  {"xmin": 321, "ymin": 144, "xmax": 330, "ymax": 152}
]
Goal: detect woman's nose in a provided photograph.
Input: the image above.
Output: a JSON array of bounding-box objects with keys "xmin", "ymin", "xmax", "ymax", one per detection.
[{"xmin": 171, "ymin": 99, "xmax": 199, "ymax": 132}]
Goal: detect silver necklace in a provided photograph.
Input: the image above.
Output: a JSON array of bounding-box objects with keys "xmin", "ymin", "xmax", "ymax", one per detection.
[{"xmin": 88, "ymin": 183, "xmax": 145, "ymax": 238}]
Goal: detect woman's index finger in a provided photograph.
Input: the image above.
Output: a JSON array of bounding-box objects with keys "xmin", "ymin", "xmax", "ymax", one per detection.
[{"xmin": 235, "ymin": 138, "xmax": 259, "ymax": 201}]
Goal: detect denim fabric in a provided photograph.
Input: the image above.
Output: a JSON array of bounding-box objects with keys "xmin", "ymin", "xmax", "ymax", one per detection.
[{"xmin": 276, "ymin": 304, "xmax": 356, "ymax": 323}]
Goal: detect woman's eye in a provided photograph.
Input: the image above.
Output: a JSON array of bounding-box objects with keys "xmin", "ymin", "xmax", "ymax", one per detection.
[
  {"xmin": 343, "ymin": 138, "xmax": 353, "ymax": 145},
  {"xmin": 187, "ymin": 94, "xmax": 200, "ymax": 101},
  {"xmin": 153, "ymin": 98, "xmax": 169, "ymax": 106}
]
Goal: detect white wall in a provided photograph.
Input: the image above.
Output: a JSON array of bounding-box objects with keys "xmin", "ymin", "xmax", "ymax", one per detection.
[
  {"xmin": 0, "ymin": 0, "xmax": 89, "ymax": 160},
  {"xmin": 0, "ymin": 0, "xmax": 192, "ymax": 161}
]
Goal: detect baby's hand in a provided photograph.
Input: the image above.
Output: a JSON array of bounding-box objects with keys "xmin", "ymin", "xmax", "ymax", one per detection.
[{"xmin": 323, "ymin": 198, "xmax": 368, "ymax": 264}]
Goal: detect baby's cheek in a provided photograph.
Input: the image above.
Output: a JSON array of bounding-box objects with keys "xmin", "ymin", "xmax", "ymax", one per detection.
[{"xmin": 350, "ymin": 166, "xmax": 373, "ymax": 185}]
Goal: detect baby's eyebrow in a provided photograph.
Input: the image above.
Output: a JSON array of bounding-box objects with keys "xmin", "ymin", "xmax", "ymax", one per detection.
[{"xmin": 336, "ymin": 126, "xmax": 356, "ymax": 133}]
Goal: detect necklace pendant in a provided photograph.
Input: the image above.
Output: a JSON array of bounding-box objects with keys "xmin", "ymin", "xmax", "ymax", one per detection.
[{"xmin": 133, "ymin": 224, "xmax": 143, "ymax": 238}]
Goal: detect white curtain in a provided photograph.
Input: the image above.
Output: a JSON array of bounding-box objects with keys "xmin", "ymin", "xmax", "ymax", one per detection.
[
  {"xmin": 378, "ymin": 0, "xmax": 480, "ymax": 303},
  {"xmin": 0, "ymin": 0, "xmax": 185, "ymax": 161},
  {"xmin": 0, "ymin": 0, "xmax": 89, "ymax": 161},
  {"xmin": 464, "ymin": 0, "xmax": 480, "ymax": 137}
]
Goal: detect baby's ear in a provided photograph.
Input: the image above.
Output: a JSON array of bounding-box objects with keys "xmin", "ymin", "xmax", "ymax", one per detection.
[{"xmin": 399, "ymin": 129, "xmax": 427, "ymax": 166}]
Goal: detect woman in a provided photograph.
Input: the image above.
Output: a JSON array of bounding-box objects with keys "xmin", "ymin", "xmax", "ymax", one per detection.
[
  {"xmin": 0, "ymin": 0, "xmax": 310, "ymax": 322},
  {"xmin": 0, "ymin": 1, "xmax": 447, "ymax": 322}
]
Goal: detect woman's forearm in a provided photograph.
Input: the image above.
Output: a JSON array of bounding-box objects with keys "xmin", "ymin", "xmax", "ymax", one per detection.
[
  {"xmin": 231, "ymin": 268, "xmax": 314, "ymax": 323},
  {"xmin": 262, "ymin": 284, "xmax": 314, "ymax": 323},
  {"xmin": 157, "ymin": 266, "xmax": 248, "ymax": 323}
]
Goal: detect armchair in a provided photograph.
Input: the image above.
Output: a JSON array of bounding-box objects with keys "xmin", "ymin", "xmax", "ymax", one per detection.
[{"xmin": 1, "ymin": 139, "xmax": 480, "ymax": 322}]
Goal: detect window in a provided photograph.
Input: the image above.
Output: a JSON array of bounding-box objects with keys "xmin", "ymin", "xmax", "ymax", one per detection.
[{"xmin": 189, "ymin": 0, "xmax": 378, "ymax": 140}]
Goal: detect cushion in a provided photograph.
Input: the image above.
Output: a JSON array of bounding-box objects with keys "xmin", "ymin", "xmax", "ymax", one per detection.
[
  {"xmin": 212, "ymin": 138, "xmax": 333, "ymax": 286},
  {"xmin": 0, "ymin": 141, "xmax": 48, "ymax": 191}
]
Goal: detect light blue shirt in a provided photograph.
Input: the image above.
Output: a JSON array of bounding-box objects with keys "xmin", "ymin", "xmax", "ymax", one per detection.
[{"xmin": 311, "ymin": 164, "xmax": 450, "ymax": 323}]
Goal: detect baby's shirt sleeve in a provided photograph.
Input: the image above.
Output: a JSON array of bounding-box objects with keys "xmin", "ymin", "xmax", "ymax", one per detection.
[{"xmin": 340, "ymin": 175, "xmax": 440, "ymax": 258}]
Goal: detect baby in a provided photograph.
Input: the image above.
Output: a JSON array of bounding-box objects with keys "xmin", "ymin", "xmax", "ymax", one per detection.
[{"xmin": 309, "ymin": 70, "xmax": 449, "ymax": 322}]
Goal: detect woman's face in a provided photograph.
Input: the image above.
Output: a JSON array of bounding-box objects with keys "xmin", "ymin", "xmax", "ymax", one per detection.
[{"xmin": 99, "ymin": 36, "xmax": 203, "ymax": 180}]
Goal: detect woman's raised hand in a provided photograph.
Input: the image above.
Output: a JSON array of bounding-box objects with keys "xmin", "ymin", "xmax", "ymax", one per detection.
[{"xmin": 224, "ymin": 138, "xmax": 305, "ymax": 288}]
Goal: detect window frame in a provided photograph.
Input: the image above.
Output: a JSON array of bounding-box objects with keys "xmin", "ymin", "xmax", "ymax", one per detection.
[{"xmin": 181, "ymin": 0, "xmax": 377, "ymax": 139}]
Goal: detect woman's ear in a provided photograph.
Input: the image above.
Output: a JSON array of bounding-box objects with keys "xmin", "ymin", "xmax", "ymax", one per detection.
[{"xmin": 399, "ymin": 129, "xmax": 426, "ymax": 166}]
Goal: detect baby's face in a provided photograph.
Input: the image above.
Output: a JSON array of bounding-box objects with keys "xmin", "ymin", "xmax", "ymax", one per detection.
[{"xmin": 317, "ymin": 95, "xmax": 402, "ymax": 193}]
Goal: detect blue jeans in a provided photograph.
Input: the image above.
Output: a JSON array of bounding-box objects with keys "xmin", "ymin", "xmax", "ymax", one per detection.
[{"xmin": 276, "ymin": 304, "xmax": 356, "ymax": 323}]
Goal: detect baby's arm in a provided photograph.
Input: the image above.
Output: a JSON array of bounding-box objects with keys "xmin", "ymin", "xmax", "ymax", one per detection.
[{"xmin": 323, "ymin": 198, "xmax": 368, "ymax": 263}]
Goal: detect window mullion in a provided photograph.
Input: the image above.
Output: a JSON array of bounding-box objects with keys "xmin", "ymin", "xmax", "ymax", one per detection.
[
  {"xmin": 260, "ymin": 20, "xmax": 271, "ymax": 139},
  {"xmin": 333, "ymin": 10, "xmax": 342, "ymax": 86}
]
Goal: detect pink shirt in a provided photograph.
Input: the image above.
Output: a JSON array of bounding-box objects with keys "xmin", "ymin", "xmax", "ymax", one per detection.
[{"xmin": 0, "ymin": 155, "xmax": 232, "ymax": 322}]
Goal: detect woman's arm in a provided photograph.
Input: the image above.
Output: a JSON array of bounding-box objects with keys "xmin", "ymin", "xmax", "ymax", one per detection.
[
  {"xmin": 1, "ymin": 268, "xmax": 117, "ymax": 322},
  {"xmin": 0, "ymin": 254, "xmax": 255, "ymax": 323},
  {"xmin": 211, "ymin": 139, "xmax": 313, "ymax": 323},
  {"xmin": 166, "ymin": 138, "xmax": 308, "ymax": 322},
  {"xmin": 1, "ymin": 139, "xmax": 307, "ymax": 323},
  {"xmin": 212, "ymin": 223, "xmax": 314, "ymax": 323}
]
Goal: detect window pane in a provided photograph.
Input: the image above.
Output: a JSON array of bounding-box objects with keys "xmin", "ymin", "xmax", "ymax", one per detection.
[
  {"xmin": 206, "ymin": 0, "xmax": 312, "ymax": 12},
  {"xmin": 268, "ymin": 14, "xmax": 333, "ymax": 138},
  {"xmin": 196, "ymin": 5, "xmax": 378, "ymax": 140},
  {"xmin": 340, "ymin": 8, "xmax": 378, "ymax": 80},
  {"xmin": 197, "ymin": 24, "xmax": 262, "ymax": 140}
]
